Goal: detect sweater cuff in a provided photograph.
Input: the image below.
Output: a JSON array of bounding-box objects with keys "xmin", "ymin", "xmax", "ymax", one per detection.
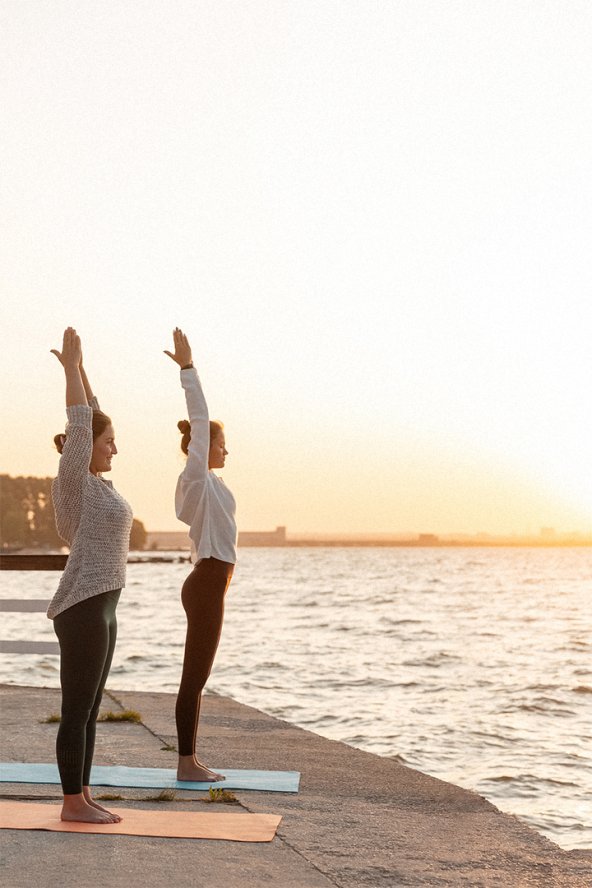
[{"xmin": 66, "ymin": 404, "xmax": 93, "ymax": 428}]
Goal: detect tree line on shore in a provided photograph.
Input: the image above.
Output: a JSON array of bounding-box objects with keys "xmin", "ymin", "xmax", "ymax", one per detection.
[{"xmin": 0, "ymin": 474, "xmax": 146, "ymax": 550}]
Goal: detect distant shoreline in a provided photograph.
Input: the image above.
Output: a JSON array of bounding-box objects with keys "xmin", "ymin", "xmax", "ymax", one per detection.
[
  {"xmin": 152, "ymin": 539, "xmax": 592, "ymax": 550},
  {"xmin": 146, "ymin": 527, "xmax": 592, "ymax": 550},
  {"xmin": 240, "ymin": 539, "xmax": 592, "ymax": 548}
]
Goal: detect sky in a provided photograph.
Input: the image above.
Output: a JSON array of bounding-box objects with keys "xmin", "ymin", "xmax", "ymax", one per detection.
[{"xmin": 1, "ymin": 0, "xmax": 591, "ymax": 536}]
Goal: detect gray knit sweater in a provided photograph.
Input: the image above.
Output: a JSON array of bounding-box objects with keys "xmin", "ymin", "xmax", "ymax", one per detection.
[{"xmin": 47, "ymin": 398, "xmax": 133, "ymax": 620}]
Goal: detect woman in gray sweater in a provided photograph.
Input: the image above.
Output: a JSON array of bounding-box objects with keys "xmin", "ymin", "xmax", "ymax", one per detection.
[{"xmin": 49, "ymin": 327, "xmax": 133, "ymax": 823}]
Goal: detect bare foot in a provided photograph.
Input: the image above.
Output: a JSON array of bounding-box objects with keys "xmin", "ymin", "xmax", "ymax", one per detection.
[
  {"xmin": 177, "ymin": 754, "xmax": 225, "ymax": 782},
  {"xmin": 83, "ymin": 786, "xmax": 122, "ymax": 823},
  {"xmin": 61, "ymin": 793, "xmax": 120, "ymax": 823}
]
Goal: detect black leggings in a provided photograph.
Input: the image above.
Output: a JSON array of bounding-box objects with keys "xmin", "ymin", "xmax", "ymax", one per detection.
[
  {"xmin": 53, "ymin": 589, "xmax": 121, "ymax": 794},
  {"xmin": 175, "ymin": 558, "xmax": 233, "ymax": 756}
]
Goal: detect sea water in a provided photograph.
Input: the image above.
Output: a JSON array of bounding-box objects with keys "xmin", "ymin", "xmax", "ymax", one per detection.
[{"xmin": 1, "ymin": 546, "xmax": 590, "ymax": 850}]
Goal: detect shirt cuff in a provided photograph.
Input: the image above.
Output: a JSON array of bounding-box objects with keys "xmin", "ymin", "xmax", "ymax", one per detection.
[
  {"xmin": 180, "ymin": 366, "xmax": 199, "ymax": 384},
  {"xmin": 65, "ymin": 404, "xmax": 93, "ymax": 428}
]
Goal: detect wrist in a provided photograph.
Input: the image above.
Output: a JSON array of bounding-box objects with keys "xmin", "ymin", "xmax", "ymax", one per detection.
[{"xmin": 181, "ymin": 362, "xmax": 194, "ymax": 370}]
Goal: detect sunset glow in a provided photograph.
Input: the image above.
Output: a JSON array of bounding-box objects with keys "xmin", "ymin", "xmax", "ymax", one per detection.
[{"xmin": 2, "ymin": 1, "xmax": 591, "ymax": 536}]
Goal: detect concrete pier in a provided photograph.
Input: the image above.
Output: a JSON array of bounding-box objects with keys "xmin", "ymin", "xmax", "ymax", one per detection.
[{"xmin": 0, "ymin": 684, "xmax": 590, "ymax": 887}]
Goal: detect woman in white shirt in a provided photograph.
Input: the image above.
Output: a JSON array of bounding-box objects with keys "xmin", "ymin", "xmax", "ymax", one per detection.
[{"xmin": 165, "ymin": 328, "xmax": 237, "ymax": 781}]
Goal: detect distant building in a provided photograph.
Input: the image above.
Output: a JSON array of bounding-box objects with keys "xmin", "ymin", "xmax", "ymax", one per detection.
[
  {"xmin": 417, "ymin": 533, "xmax": 439, "ymax": 544},
  {"xmin": 238, "ymin": 526, "xmax": 287, "ymax": 547},
  {"xmin": 145, "ymin": 526, "xmax": 288, "ymax": 550},
  {"xmin": 146, "ymin": 531, "xmax": 190, "ymax": 550}
]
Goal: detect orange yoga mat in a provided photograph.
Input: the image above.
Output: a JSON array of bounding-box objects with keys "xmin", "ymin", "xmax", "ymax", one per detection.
[{"xmin": 0, "ymin": 800, "xmax": 281, "ymax": 842}]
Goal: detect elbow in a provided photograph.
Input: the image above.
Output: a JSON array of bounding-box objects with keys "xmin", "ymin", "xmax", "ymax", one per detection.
[{"xmin": 176, "ymin": 508, "xmax": 193, "ymax": 527}]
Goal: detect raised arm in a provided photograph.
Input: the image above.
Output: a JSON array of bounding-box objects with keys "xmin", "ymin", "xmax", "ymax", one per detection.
[
  {"xmin": 50, "ymin": 328, "xmax": 93, "ymax": 542},
  {"xmin": 166, "ymin": 329, "xmax": 211, "ymax": 524},
  {"xmin": 165, "ymin": 328, "xmax": 210, "ymax": 482},
  {"xmin": 51, "ymin": 327, "xmax": 87, "ymax": 407},
  {"xmin": 52, "ymin": 330, "xmax": 100, "ymax": 410},
  {"xmin": 180, "ymin": 367, "xmax": 210, "ymax": 482},
  {"xmin": 79, "ymin": 361, "xmax": 100, "ymax": 409}
]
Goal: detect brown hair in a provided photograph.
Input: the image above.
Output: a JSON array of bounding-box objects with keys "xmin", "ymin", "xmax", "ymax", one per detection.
[
  {"xmin": 53, "ymin": 410, "xmax": 112, "ymax": 454},
  {"xmin": 177, "ymin": 419, "xmax": 224, "ymax": 456}
]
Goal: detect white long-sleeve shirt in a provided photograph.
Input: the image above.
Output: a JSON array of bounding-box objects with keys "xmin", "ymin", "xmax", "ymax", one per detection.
[
  {"xmin": 175, "ymin": 367, "xmax": 237, "ymax": 565},
  {"xmin": 48, "ymin": 397, "xmax": 133, "ymax": 619}
]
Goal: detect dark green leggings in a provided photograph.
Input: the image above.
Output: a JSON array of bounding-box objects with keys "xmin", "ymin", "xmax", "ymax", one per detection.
[
  {"xmin": 175, "ymin": 558, "xmax": 233, "ymax": 755},
  {"xmin": 53, "ymin": 589, "xmax": 121, "ymax": 795}
]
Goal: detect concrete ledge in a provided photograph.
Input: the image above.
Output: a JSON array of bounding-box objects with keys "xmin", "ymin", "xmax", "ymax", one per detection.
[{"xmin": 1, "ymin": 684, "xmax": 590, "ymax": 887}]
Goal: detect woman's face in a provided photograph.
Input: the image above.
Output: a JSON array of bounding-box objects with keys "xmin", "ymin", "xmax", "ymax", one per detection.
[
  {"xmin": 208, "ymin": 430, "xmax": 228, "ymax": 470},
  {"xmin": 90, "ymin": 425, "xmax": 117, "ymax": 476}
]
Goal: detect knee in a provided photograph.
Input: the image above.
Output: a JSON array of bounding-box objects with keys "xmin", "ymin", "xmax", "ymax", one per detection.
[
  {"xmin": 178, "ymin": 669, "xmax": 209, "ymax": 698},
  {"xmin": 59, "ymin": 704, "xmax": 94, "ymax": 734},
  {"xmin": 88, "ymin": 694, "xmax": 104, "ymax": 722}
]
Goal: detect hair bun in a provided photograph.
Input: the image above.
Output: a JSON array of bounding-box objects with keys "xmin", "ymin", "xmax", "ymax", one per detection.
[{"xmin": 178, "ymin": 420, "xmax": 190, "ymax": 434}]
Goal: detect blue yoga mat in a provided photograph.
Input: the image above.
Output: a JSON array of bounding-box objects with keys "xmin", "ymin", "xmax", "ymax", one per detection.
[{"xmin": 0, "ymin": 762, "xmax": 300, "ymax": 793}]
